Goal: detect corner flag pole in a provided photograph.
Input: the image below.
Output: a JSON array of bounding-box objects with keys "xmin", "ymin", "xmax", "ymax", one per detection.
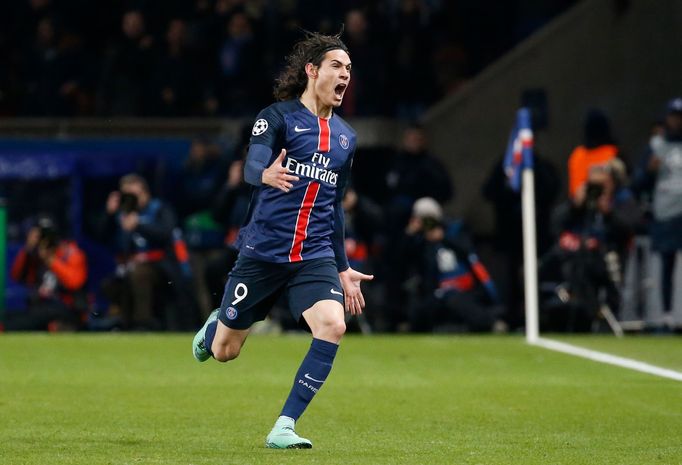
[
  {"xmin": 521, "ymin": 165, "xmax": 539, "ymax": 343},
  {"xmin": 503, "ymin": 108, "xmax": 539, "ymax": 343}
]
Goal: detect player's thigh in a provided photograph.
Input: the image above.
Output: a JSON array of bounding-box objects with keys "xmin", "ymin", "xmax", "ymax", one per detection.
[
  {"xmin": 217, "ymin": 255, "xmax": 288, "ymax": 330},
  {"xmin": 288, "ymin": 258, "xmax": 345, "ymax": 340},
  {"xmin": 287, "ymin": 258, "xmax": 344, "ymax": 319}
]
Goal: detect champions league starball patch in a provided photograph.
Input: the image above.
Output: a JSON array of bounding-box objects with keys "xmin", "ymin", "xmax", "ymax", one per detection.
[
  {"xmin": 252, "ymin": 118, "xmax": 268, "ymax": 136},
  {"xmin": 226, "ymin": 307, "xmax": 238, "ymax": 320},
  {"xmin": 339, "ymin": 133, "xmax": 349, "ymax": 149}
]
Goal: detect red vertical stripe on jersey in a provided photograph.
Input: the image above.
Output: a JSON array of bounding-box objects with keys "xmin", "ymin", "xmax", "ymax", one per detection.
[
  {"xmin": 318, "ymin": 117, "xmax": 331, "ymax": 152},
  {"xmin": 289, "ymin": 181, "xmax": 321, "ymax": 262}
]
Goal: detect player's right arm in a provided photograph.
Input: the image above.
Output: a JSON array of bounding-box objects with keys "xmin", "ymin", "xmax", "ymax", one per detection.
[
  {"xmin": 243, "ymin": 105, "xmax": 299, "ymax": 192},
  {"xmin": 250, "ymin": 148, "xmax": 299, "ymax": 192}
]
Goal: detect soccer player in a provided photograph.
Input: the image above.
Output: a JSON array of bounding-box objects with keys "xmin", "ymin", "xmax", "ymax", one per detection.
[{"xmin": 191, "ymin": 31, "xmax": 373, "ymax": 449}]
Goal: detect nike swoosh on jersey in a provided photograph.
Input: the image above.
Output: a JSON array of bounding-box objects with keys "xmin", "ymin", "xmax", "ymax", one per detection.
[
  {"xmin": 330, "ymin": 288, "xmax": 343, "ymax": 296},
  {"xmin": 294, "ymin": 126, "xmax": 312, "ymax": 132}
]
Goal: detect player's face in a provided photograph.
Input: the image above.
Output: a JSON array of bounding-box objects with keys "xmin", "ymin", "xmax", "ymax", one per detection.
[{"xmin": 312, "ymin": 49, "xmax": 351, "ymax": 108}]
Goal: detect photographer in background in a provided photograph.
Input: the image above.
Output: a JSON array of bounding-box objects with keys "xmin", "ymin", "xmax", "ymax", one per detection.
[
  {"xmin": 7, "ymin": 216, "xmax": 88, "ymax": 331},
  {"xmin": 383, "ymin": 125, "xmax": 455, "ymax": 330},
  {"xmin": 563, "ymin": 160, "xmax": 638, "ymax": 264},
  {"xmin": 541, "ymin": 161, "xmax": 637, "ymax": 331},
  {"xmin": 398, "ymin": 198, "xmax": 503, "ymax": 333},
  {"xmin": 99, "ymin": 173, "xmax": 196, "ymax": 330}
]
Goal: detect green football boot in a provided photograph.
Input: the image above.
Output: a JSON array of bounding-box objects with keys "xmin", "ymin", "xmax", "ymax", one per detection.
[
  {"xmin": 192, "ymin": 309, "xmax": 219, "ymax": 362},
  {"xmin": 265, "ymin": 416, "xmax": 312, "ymax": 449}
]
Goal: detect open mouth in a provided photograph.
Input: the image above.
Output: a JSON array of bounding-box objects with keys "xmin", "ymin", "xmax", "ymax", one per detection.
[{"xmin": 334, "ymin": 83, "xmax": 347, "ymax": 98}]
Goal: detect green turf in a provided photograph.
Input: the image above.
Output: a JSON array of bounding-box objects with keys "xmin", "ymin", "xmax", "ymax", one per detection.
[{"xmin": 1, "ymin": 334, "xmax": 680, "ymax": 465}]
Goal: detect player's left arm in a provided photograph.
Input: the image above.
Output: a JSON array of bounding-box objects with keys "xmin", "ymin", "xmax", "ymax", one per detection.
[{"xmin": 333, "ymin": 150, "xmax": 373, "ymax": 315}]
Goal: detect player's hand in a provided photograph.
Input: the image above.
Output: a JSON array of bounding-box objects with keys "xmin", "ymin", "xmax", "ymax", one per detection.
[
  {"xmin": 262, "ymin": 149, "xmax": 299, "ymax": 192},
  {"xmin": 339, "ymin": 267, "xmax": 374, "ymax": 316}
]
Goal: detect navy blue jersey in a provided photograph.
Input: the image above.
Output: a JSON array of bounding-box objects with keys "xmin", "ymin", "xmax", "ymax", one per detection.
[{"xmin": 237, "ymin": 99, "xmax": 356, "ymax": 269}]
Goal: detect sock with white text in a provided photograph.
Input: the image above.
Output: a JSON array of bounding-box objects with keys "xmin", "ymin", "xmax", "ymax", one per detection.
[{"xmin": 280, "ymin": 338, "xmax": 339, "ymax": 421}]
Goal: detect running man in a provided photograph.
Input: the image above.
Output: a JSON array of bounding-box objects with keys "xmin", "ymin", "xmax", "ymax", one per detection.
[{"xmin": 191, "ymin": 31, "xmax": 373, "ymax": 449}]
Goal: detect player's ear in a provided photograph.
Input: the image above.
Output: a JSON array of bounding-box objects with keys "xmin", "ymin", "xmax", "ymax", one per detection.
[{"xmin": 305, "ymin": 63, "xmax": 318, "ymax": 79}]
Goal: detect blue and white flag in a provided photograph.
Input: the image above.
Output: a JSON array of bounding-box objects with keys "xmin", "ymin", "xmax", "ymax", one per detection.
[{"xmin": 503, "ymin": 108, "xmax": 534, "ymax": 192}]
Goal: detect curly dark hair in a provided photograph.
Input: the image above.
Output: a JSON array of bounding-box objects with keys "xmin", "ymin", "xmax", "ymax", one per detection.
[{"xmin": 273, "ymin": 30, "xmax": 349, "ymax": 102}]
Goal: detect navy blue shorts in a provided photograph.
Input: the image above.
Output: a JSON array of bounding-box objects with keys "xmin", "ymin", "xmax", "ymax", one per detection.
[{"xmin": 218, "ymin": 255, "xmax": 344, "ymax": 330}]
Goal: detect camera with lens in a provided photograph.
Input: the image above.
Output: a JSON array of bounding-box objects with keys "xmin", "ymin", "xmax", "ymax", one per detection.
[
  {"xmin": 36, "ymin": 217, "xmax": 58, "ymax": 249},
  {"xmin": 421, "ymin": 216, "xmax": 442, "ymax": 232},
  {"xmin": 119, "ymin": 192, "xmax": 139, "ymax": 214},
  {"xmin": 584, "ymin": 181, "xmax": 604, "ymax": 211}
]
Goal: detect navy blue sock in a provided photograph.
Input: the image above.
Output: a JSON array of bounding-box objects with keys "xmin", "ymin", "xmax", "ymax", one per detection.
[
  {"xmin": 280, "ymin": 338, "xmax": 339, "ymax": 421},
  {"xmin": 204, "ymin": 321, "xmax": 217, "ymax": 357}
]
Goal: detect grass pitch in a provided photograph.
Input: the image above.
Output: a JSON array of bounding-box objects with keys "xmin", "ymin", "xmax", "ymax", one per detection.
[{"xmin": 1, "ymin": 334, "xmax": 680, "ymax": 465}]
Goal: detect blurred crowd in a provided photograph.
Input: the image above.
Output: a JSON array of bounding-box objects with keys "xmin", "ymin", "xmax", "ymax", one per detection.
[
  {"xmin": 5, "ymin": 97, "xmax": 681, "ymax": 334},
  {"xmin": 484, "ymin": 99, "xmax": 682, "ymax": 333},
  {"xmin": 2, "ymin": 0, "xmax": 677, "ymax": 334},
  {"xmin": 0, "ymin": 0, "xmax": 575, "ymax": 119}
]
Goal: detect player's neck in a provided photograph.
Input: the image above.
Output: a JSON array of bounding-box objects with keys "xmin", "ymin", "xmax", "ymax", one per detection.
[{"xmin": 299, "ymin": 91, "xmax": 332, "ymax": 119}]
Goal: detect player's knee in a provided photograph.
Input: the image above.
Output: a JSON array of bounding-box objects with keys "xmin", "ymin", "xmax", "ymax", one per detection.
[
  {"xmin": 321, "ymin": 319, "xmax": 346, "ymax": 340},
  {"xmin": 335, "ymin": 320, "xmax": 347, "ymax": 338},
  {"xmin": 213, "ymin": 343, "xmax": 241, "ymax": 363}
]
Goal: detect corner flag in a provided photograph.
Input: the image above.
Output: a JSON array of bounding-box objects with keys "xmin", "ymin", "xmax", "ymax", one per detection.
[
  {"xmin": 503, "ymin": 108, "xmax": 534, "ymax": 192},
  {"xmin": 503, "ymin": 107, "xmax": 539, "ymax": 343}
]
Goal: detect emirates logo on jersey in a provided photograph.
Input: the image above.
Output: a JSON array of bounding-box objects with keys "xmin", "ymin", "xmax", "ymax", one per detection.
[{"xmin": 285, "ymin": 153, "xmax": 338, "ymax": 186}]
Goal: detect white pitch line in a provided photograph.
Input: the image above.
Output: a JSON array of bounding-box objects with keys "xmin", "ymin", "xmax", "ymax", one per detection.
[{"xmin": 532, "ymin": 337, "xmax": 682, "ymax": 382}]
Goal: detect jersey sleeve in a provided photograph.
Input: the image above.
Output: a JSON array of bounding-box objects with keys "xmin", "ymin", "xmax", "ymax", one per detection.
[
  {"xmin": 249, "ymin": 104, "xmax": 286, "ymax": 150},
  {"xmin": 244, "ymin": 144, "xmax": 274, "ymax": 186},
  {"xmin": 332, "ymin": 149, "xmax": 355, "ymax": 272},
  {"xmin": 244, "ymin": 105, "xmax": 286, "ymax": 186}
]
